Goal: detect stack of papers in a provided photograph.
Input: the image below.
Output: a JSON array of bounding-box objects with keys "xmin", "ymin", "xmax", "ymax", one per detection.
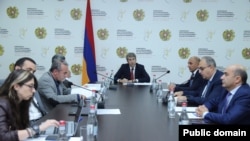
[{"xmin": 71, "ymin": 84, "xmax": 101, "ymax": 99}]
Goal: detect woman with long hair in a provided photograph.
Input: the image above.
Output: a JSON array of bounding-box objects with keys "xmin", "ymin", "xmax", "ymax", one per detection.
[{"xmin": 0, "ymin": 70, "xmax": 59, "ymax": 141}]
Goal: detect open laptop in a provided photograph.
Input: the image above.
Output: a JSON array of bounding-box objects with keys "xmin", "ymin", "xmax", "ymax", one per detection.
[{"xmin": 40, "ymin": 100, "xmax": 84, "ymax": 137}]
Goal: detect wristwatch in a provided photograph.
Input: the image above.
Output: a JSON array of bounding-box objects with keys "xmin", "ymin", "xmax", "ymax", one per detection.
[{"xmin": 32, "ymin": 125, "xmax": 40, "ymax": 136}]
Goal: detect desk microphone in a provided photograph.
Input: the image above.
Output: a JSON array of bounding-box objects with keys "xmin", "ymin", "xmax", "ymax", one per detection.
[
  {"xmin": 150, "ymin": 70, "xmax": 170, "ymax": 92},
  {"xmin": 70, "ymin": 82, "xmax": 105, "ymax": 109},
  {"xmin": 94, "ymin": 71, "xmax": 117, "ymax": 90}
]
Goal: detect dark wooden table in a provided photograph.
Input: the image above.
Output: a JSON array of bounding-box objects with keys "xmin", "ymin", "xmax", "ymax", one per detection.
[{"xmin": 39, "ymin": 84, "xmax": 179, "ymax": 141}]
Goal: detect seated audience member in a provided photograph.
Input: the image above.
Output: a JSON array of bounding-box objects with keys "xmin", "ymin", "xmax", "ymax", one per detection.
[
  {"xmin": 196, "ymin": 64, "xmax": 250, "ymax": 124},
  {"xmin": 38, "ymin": 58, "xmax": 86, "ymax": 111},
  {"xmin": 169, "ymin": 56, "xmax": 206, "ymax": 92},
  {"xmin": 0, "ymin": 57, "xmax": 47, "ymax": 125},
  {"xmin": 13, "ymin": 57, "xmax": 48, "ymax": 124},
  {"xmin": 51, "ymin": 54, "xmax": 73, "ymax": 88},
  {"xmin": 114, "ymin": 52, "xmax": 150, "ymax": 84},
  {"xmin": 0, "ymin": 70, "xmax": 59, "ymax": 140},
  {"xmin": 175, "ymin": 56, "xmax": 226, "ymax": 106}
]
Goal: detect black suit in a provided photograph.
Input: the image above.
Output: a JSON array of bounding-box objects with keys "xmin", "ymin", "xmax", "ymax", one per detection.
[
  {"xmin": 174, "ymin": 70, "xmax": 207, "ymax": 92},
  {"xmin": 114, "ymin": 63, "xmax": 150, "ymax": 84}
]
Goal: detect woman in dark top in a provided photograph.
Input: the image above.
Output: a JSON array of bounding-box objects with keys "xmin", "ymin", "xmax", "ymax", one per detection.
[{"xmin": 0, "ymin": 70, "xmax": 59, "ymax": 141}]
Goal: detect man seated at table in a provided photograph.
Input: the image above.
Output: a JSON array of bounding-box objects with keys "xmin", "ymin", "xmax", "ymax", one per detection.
[
  {"xmin": 196, "ymin": 64, "xmax": 250, "ymax": 124},
  {"xmin": 174, "ymin": 56, "xmax": 226, "ymax": 106},
  {"xmin": 169, "ymin": 56, "xmax": 206, "ymax": 92},
  {"xmin": 38, "ymin": 57, "xmax": 86, "ymax": 112},
  {"xmin": 114, "ymin": 52, "xmax": 150, "ymax": 84}
]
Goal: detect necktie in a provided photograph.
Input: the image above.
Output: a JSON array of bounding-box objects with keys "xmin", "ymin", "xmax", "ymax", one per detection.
[
  {"xmin": 201, "ymin": 81, "xmax": 211, "ymax": 98},
  {"xmin": 32, "ymin": 98, "xmax": 46, "ymax": 116},
  {"xmin": 222, "ymin": 93, "xmax": 232, "ymax": 114},
  {"xmin": 189, "ymin": 72, "xmax": 194, "ymax": 87},
  {"xmin": 130, "ymin": 67, "xmax": 134, "ymax": 80}
]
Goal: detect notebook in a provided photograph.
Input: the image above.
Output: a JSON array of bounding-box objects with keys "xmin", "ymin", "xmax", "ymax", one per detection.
[{"xmin": 40, "ymin": 100, "xmax": 84, "ymax": 137}]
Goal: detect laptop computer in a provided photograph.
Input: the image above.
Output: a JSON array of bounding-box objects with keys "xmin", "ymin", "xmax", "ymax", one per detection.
[{"xmin": 40, "ymin": 100, "xmax": 84, "ymax": 137}]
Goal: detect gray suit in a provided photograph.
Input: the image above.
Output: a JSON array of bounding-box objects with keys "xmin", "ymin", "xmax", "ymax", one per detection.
[{"xmin": 38, "ymin": 72, "xmax": 79, "ymax": 112}]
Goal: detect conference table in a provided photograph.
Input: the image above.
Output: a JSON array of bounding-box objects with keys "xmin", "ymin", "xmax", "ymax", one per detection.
[{"xmin": 38, "ymin": 83, "xmax": 179, "ymax": 141}]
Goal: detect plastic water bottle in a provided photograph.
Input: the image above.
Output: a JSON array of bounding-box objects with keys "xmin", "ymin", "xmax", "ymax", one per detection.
[
  {"xmin": 58, "ymin": 120, "xmax": 67, "ymax": 140},
  {"xmin": 156, "ymin": 80, "xmax": 163, "ymax": 102},
  {"xmin": 168, "ymin": 91, "xmax": 176, "ymax": 118},
  {"xmin": 179, "ymin": 102, "xmax": 190, "ymax": 125},
  {"xmin": 150, "ymin": 75, "xmax": 158, "ymax": 94},
  {"xmin": 87, "ymin": 105, "xmax": 98, "ymax": 141}
]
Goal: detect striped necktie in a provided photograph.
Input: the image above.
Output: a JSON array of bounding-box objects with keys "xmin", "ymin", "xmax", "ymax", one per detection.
[{"xmin": 222, "ymin": 92, "xmax": 232, "ymax": 114}]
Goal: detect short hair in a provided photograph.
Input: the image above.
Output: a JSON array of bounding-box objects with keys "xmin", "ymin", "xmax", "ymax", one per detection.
[
  {"xmin": 126, "ymin": 52, "xmax": 136, "ymax": 60},
  {"xmin": 51, "ymin": 54, "xmax": 65, "ymax": 63},
  {"xmin": 234, "ymin": 66, "xmax": 248, "ymax": 84},
  {"xmin": 14, "ymin": 57, "xmax": 36, "ymax": 68},
  {"xmin": 49, "ymin": 59, "xmax": 68, "ymax": 72},
  {"xmin": 201, "ymin": 56, "xmax": 216, "ymax": 67}
]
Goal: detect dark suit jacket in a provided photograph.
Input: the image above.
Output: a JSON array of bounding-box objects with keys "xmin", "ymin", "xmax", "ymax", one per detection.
[
  {"xmin": 184, "ymin": 70, "xmax": 226, "ymax": 106},
  {"xmin": 174, "ymin": 71, "xmax": 207, "ymax": 92},
  {"xmin": 204, "ymin": 84, "xmax": 250, "ymax": 124},
  {"xmin": 114, "ymin": 63, "xmax": 150, "ymax": 84}
]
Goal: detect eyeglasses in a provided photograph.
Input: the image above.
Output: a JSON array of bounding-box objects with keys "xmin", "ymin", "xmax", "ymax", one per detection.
[
  {"xmin": 23, "ymin": 84, "xmax": 35, "ymax": 90},
  {"xmin": 198, "ymin": 66, "xmax": 210, "ymax": 71}
]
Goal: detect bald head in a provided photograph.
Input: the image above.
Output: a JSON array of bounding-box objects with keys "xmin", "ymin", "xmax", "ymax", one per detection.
[{"xmin": 188, "ymin": 56, "xmax": 200, "ymax": 72}]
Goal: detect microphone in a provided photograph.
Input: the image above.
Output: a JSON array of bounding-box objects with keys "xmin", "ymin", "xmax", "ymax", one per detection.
[
  {"xmin": 94, "ymin": 71, "xmax": 117, "ymax": 90},
  {"xmin": 70, "ymin": 83, "xmax": 105, "ymax": 109},
  {"xmin": 155, "ymin": 70, "xmax": 170, "ymax": 80},
  {"xmin": 150, "ymin": 69, "xmax": 170, "ymax": 93}
]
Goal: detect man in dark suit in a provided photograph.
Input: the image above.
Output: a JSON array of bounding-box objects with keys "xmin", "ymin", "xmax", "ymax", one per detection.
[
  {"xmin": 171, "ymin": 56, "xmax": 207, "ymax": 92},
  {"xmin": 114, "ymin": 52, "xmax": 150, "ymax": 84},
  {"xmin": 175, "ymin": 56, "xmax": 226, "ymax": 106},
  {"xmin": 196, "ymin": 64, "xmax": 250, "ymax": 124}
]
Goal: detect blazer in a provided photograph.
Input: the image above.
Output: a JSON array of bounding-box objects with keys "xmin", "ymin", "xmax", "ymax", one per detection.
[
  {"xmin": 204, "ymin": 84, "xmax": 250, "ymax": 124},
  {"xmin": 114, "ymin": 63, "xmax": 150, "ymax": 84},
  {"xmin": 184, "ymin": 70, "xmax": 226, "ymax": 106},
  {"xmin": 174, "ymin": 70, "xmax": 207, "ymax": 92},
  {"xmin": 38, "ymin": 72, "xmax": 78, "ymax": 112},
  {"xmin": 0, "ymin": 97, "xmax": 19, "ymax": 141}
]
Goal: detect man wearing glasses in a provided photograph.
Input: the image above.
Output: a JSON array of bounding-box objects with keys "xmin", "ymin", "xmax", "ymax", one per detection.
[{"xmin": 175, "ymin": 56, "xmax": 226, "ymax": 106}]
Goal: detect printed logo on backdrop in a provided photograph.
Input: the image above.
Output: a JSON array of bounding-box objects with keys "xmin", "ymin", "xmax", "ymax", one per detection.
[
  {"xmin": 55, "ymin": 9, "xmax": 63, "ymax": 20},
  {"xmin": 223, "ymin": 29, "xmax": 235, "ymax": 41},
  {"xmin": 180, "ymin": 10, "xmax": 189, "ymax": 22},
  {"xmin": 179, "ymin": 30, "xmax": 197, "ymax": 41},
  {"xmin": 178, "ymin": 48, "xmax": 190, "ymax": 59},
  {"xmin": 97, "ymin": 28, "xmax": 109, "ymax": 40},
  {"xmin": 196, "ymin": 9, "xmax": 209, "ymax": 22},
  {"xmin": 15, "ymin": 46, "xmax": 32, "ymax": 56},
  {"xmin": 70, "ymin": 8, "xmax": 82, "ymax": 20},
  {"xmin": 242, "ymin": 48, "xmax": 250, "ymax": 59},
  {"xmin": 117, "ymin": 9, "xmax": 126, "ymax": 21},
  {"xmin": 160, "ymin": 29, "xmax": 171, "ymax": 41},
  {"xmin": 92, "ymin": 9, "xmax": 107, "ymax": 20},
  {"xmin": 7, "ymin": 6, "xmax": 19, "ymax": 18},
  {"xmin": 0, "ymin": 44, "xmax": 4, "ymax": 56},
  {"xmin": 243, "ymin": 30, "xmax": 250, "ymax": 41},
  {"xmin": 133, "ymin": 9, "xmax": 145, "ymax": 21},
  {"xmin": 151, "ymin": 66, "xmax": 169, "ymax": 78},
  {"xmin": 116, "ymin": 47, "xmax": 128, "ymax": 58},
  {"xmin": 206, "ymin": 31, "xmax": 216, "ymax": 42},
  {"xmin": 35, "ymin": 27, "xmax": 47, "ymax": 39}
]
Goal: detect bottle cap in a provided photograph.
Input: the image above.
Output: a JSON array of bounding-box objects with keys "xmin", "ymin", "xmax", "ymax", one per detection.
[
  {"xmin": 59, "ymin": 120, "xmax": 66, "ymax": 125},
  {"xmin": 182, "ymin": 102, "xmax": 187, "ymax": 107}
]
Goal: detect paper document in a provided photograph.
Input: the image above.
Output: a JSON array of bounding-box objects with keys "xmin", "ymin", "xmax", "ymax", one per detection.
[
  {"xmin": 134, "ymin": 83, "xmax": 152, "ymax": 86},
  {"xmin": 175, "ymin": 106, "xmax": 197, "ymax": 112},
  {"xmin": 71, "ymin": 87, "xmax": 92, "ymax": 99},
  {"xmin": 97, "ymin": 109, "xmax": 121, "ymax": 115},
  {"xmin": 83, "ymin": 83, "xmax": 101, "ymax": 91},
  {"xmin": 178, "ymin": 112, "xmax": 203, "ymax": 119}
]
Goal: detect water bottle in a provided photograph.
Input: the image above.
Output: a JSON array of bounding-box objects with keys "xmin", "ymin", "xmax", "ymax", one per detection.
[
  {"xmin": 58, "ymin": 120, "xmax": 67, "ymax": 140},
  {"xmin": 100, "ymin": 77, "xmax": 107, "ymax": 99},
  {"xmin": 90, "ymin": 90, "xmax": 97, "ymax": 113},
  {"xmin": 156, "ymin": 80, "xmax": 163, "ymax": 103},
  {"xmin": 87, "ymin": 105, "xmax": 98, "ymax": 141},
  {"xmin": 168, "ymin": 91, "xmax": 176, "ymax": 118},
  {"xmin": 179, "ymin": 102, "xmax": 190, "ymax": 125},
  {"xmin": 150, "ymin": 75, "xmax": 158, "ymax": 94}
]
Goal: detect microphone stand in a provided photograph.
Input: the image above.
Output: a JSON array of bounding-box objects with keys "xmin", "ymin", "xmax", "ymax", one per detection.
[
  {"xmin": 72, "ymin": 83, "xmax": 105, "ymax": 109},
  {"xmin": 150, "ymin": 70, "xmax": 170, "ymax": 93},
  {"xmin": 95, "ymin": 72, "xmax": 117, "ymax": 90}
]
